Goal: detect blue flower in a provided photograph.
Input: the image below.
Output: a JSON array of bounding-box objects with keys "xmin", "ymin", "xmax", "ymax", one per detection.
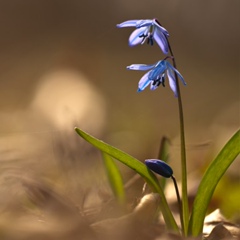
[
  {"xmin": 145, "ymin": 159, "xmax": 173, "ymax": 178},
  {"xmin": 117, "ymin": 19, "xmax": 169, "ymax": 54},
  {"xmin": 127, "ymin": 60, "xmax": 186, "ymax": 97}
]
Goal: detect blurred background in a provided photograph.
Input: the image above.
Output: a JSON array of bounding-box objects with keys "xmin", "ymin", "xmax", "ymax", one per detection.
[{"xmin": 0, "ymin": 0, "xmax": 239, "ymax": 239}]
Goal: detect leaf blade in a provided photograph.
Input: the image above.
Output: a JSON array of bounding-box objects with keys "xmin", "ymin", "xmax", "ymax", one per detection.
[
  {"xmin": 102, "ymin": 152, "xmax": 126, "ymax": 204},
  {"xmin": 189, "ymin": 129, "xmax": 240, "ymax": 236},
  {"xmin": 75, "ymin": 127, "xmax": 179, "ymax": 231},
  {"xmin": 157, "ymin": 136, "xmax": 171, "ymax": 189}
]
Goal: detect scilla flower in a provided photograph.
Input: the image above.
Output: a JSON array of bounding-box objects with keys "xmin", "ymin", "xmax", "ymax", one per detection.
[
  {"xmin": 117, "ymin": 19, "xmax": 169, "ymax": 54},
  {"xmin": 145, "ymin": 159, "xmax": 173, "ymax": 178},
  {"xmin": 127, "ymin": 60, "xmax": 186, "ymax": 97}
]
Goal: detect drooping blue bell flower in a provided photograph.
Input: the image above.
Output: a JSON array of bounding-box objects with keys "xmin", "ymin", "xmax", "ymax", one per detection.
[
  {"xmin": 117, "ymin": 19, "xmax": 169, "ymax": 54},
  {"xmin": 127, "ymin": 60, "xmax": 186, "ymax": 97}
]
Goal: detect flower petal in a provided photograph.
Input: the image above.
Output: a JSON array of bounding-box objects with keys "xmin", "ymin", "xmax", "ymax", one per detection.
[
  {"xmin": 153, "ymin": 29, "xmax": 169, "ymax": 54},
  {"xmin": 150, "ymin": 82, "xmax": 159, "ymax": 91},
  {"xmin": 128, "ymin": 27, "xmax": 149, "ymax": 46},
  {"xmin": 148, "ymin": 60, "xmax": 166, "ymax": 80},
  {"xmin": 153, "ymin": 19, "xmax": 169, "ymax": 36},
  {"xmin": 166, "ymin": 62, "xmax": 186, "ymax": 85},
  {"xmin": 127, "ymin": 63, "xmax": 155, "ymax": 71},
  {"xmin": 167, "ymin": 69, "xmax": 178, "ymax": 97},
  {"xmin": 116, "ymin": 20, "xmax": 139, "ymax": 28},
  {"xmin": 138, "ymin": 71, "xmax": 151, "ymax": 92},
  {"xmin": 136, "ymin": 19, "xmax": 153, "ymax": 28}
]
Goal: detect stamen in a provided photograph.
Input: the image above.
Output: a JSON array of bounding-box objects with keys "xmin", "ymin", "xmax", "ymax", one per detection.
[
  {"xmin": 152, "ymin": 79, "xmax": 162, "ymax": 87},
  {"xmin": 147, "ymin": 35, "xmax": 154, "ymax": 46},
  {"xmin": 152, "ymin": 80, "xmax": 157, "ymax": 86},
  {"xmin": 139, "ymin": 33, "xmax": 148, "ymax": 44},
  {"xmin": 161, "ymin": 76, "xmax": 166, "ymax": 87}
]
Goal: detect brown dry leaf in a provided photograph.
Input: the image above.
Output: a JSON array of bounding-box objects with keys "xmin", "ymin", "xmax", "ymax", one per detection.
[
  {"xmin": 203, "ymin": 209, "xmax": 240, "ymax": 240},
  {"xmin": 91, "ymin": 193, "xmax": 162, "ymax": 240}
]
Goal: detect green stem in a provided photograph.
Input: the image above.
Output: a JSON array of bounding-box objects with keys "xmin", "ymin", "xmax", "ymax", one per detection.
[
  {"xmin": 171, "ymin": 175, "xmax": 184, "ymax": 233},
  {"xmin": 168, "ymin": 43, "xmax": 189, "ymax": 235}
]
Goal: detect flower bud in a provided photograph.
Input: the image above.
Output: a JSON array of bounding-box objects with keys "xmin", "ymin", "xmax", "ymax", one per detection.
[{"xmin": 145, "ymin": 159, "xmax": 173, "ymax": 178}]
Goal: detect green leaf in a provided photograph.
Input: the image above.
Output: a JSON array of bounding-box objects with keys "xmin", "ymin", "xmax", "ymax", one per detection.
[
  {"xmin": 102, "ymin": 152, "xmax": 126, "ymax": 204},
  {"xmin": 75, "ymin": 127, "xmax": 179, "ymax": 232},
  {"xmin": 188, "ymin": 129, "xmax": 240, "ymax": 236},
  {"xmin": 157, "ymin": 136, "xmax": 171, "ymax": 189},
  {"xmin": 157, "ymin": 136, "xmax": 170, "ymax": 161}
]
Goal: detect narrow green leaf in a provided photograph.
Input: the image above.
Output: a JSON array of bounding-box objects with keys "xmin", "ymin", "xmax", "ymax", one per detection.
[
  {"xmin": 157, "ymin": 136, "xmax": 170, "ymax": 161},
  {"xmin": 189, "ymin": 129, "xmax": 240, "ymax": 236},
  {"xmin": 157, "ymin": 136, "xmax": 171, "ymax": 189},
  {"xmin": 102, "ymin": 152, "xmax": 126, "ymax": 204},
  {"xmin": 75, "ymin": 127, "xmax": 179, "ymax": 231}
]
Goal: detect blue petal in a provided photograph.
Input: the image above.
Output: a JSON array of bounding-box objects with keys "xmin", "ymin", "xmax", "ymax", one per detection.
[
  {"xmin": 175, "ymin": 70, "xmax": 186, "ymax": 85},
  {"xmin": 116, "ymin": 20, "xmax": 139, "ymax": 28},
  {"xmin": 145, "ymin": 159, "xmax": 173, "ymax": 178},
  {"xmin": 153, "ymin": 19, "xmax": 170, "ymax": 36},
  {"xmin": 148, "ymin": 61, "xmax": 166, "ymax": 80},
  {"xmin": 136, "ymin": 19, "xmax": 153, "ymax": 28},
  {"xmin": 127, "ymin": 63, "xmax": 155, "ymax": 71},
  {"xmin": 153, "ymin": 28, "xmax": 169, "ymax": 54},
  {"xmin": 166, "ymin": 62, "xmax": 186, "ymax": 85},
  {"xmin": 150, "ymin": 82, "xmax": 159, "ymax": 91},
  {"xmin": 167, "ymin": 69, "xmax": 178, "ymax": 97},
  {"xmin": 128, "ymin": 27, "xmax": 149, "ymax": 46},
  {"xmin": 138, "ymin": 71, "xmax": 151, "ymax": 91}
]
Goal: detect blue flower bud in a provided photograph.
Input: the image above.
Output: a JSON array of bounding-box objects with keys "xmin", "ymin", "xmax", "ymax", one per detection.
[{"xmin": 145, "ymin": 159, "xmax": 173, "ymax": 178}]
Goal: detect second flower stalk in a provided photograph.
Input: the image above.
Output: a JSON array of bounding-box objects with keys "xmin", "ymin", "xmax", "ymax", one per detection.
[{"xmin": 117, "ymin": 18, "xmax": 189, "ymax": 235}]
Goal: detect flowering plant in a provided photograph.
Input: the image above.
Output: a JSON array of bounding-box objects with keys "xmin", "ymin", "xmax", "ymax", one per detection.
[{"xmin": 75, "ymin": 17, "xmax": 240, "ymax": 238}]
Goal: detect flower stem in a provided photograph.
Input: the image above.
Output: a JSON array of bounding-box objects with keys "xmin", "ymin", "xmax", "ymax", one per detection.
[
  {"xmin": 168, "ymin": 43, "xmax": 189, "ymax": 235},
  {"xmin": 171, "ymin": 175, "xmax": 184, "ymax": 232}
]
